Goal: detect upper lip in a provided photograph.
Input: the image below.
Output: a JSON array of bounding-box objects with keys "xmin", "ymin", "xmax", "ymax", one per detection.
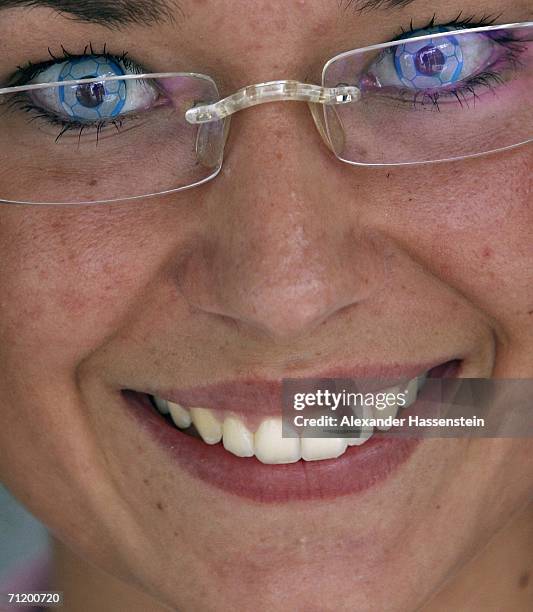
[{"xmin": 141, "ymin": 360, "xmax": 454, "ymax": 415}]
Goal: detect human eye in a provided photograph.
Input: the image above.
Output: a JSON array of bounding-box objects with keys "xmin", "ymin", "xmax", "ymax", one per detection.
[
  {"xmin": 0, "ymin": 39, "xmax": 225, "ymax": 203},
  {"xmin": 3, "ymin": 46, "xmax": 161, "ymax": 141},
  {"xmin": 322, "ymin": 17, "xmax": 531, "ymax": 164},
  {"xmin": 359, "ymin": 16, "xmax": 531, "ymax": 110}
]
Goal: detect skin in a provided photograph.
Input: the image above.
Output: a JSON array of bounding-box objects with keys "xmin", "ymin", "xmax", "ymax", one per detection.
[{"xmin": 0, "ymin": 0, "xmax": 532, "ymax": 610}]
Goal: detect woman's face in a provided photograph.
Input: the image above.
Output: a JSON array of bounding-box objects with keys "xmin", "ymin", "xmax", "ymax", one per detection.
[{"xmin": 0, "ymin": 1, "xmax": 531, "ymax": 610}]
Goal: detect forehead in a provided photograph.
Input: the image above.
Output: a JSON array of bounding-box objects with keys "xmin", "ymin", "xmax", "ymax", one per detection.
[
  {"xmin": 142, "ymin": 0, "xmax": 404, "ymax": 79},
  {"xmin": 163, "ymin": 1, "xmax": 446, "ymax": 88},
  {"xmin": 3, "ymin": 0, "xmax": 530, "ymax": 82},
  {"xmin": 0, "ymin": 0, "xmax": 401, "ymax": 53},
  {"xmin": 174, "ymin": 0, "xmax": 390, "ymax": 33}
]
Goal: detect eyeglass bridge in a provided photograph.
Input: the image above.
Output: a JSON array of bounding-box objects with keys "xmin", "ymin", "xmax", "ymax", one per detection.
[{"xmin": 185, "ymin": 80, "xmax": 360, "ymax": 124}]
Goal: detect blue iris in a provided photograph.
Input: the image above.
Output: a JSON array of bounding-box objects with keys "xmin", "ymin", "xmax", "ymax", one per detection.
[
  {"xmin": 394, "ymin": 27, "xmax": 465, "ymax": 89},
  {"xmin": 57, "ymin": 57, "xmax": 127, "ymax": 121}
]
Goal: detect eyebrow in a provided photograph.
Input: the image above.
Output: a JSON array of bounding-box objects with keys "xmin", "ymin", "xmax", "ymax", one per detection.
[
  {"xmin": 0, "ymin": 0, "xmax": 182, "ymax": 27},
  {"xmin": 342, "ymin": 0, "xmax": 417, "ymax": 11},
  {"xmin": 0, "ymin": 0, "xmax": 417, "ymax": 28}
]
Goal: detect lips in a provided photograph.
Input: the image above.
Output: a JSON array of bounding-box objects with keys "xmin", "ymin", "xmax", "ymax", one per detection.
[
  {"xmin": 122, "ymin": 360, "xmax": 460, "ymax": 502},
  {"xmin": 150, "ymin": 373, "xmax": 425, "ymax": 462},
  {"xmin": 148, "ymin": 362, "xmax": 441, "ymax": 416}
]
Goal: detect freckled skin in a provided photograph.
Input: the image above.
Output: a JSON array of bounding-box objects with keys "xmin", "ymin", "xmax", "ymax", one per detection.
[
  {"xmin": 518, "ymin": 571, "xmax": 529, "ymax": 589},
  {"xmin": 0, "ymin": 2, "xmax": 532, "ymax": 612}
]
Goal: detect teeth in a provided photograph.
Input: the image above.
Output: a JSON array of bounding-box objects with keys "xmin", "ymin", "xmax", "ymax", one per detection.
[
  {"xmin": 190, "ymin": 407, "xmax": 222, "ymax": 444},
  {"xmin": 403, "ymin": 377, "xmax": 419, "ymax": 407},
  {"xmin": 153, "ymin": 396, "xmax": 169, "ymax": 415},
  {"xmin": 151, "ymin": 371, "xmax": 429, "ymax": 463},
  {"xmin": 373, "ymin": 385, "xmax": 400, "ymax": 431},
  {"xmin": 371, "ymin": 374, "xmax": 424, "ymax": 431},
  {"xmin": 301, "ymin": 437, "xmax": 348, "ymax": 461},
  {"xmin": 222, "ymin": 416, "xmax": 254, "ymax": 457},
  {"xmin": 254, "ymin": 418, "xmax": 301, "ymax": 464},
  {"xmin": 168, "ymin": 401, "xmax": 192, "ymax": 429},
  {"xmin": 348, "ymin": 404, "xmax": 374, "ymax": 446}
]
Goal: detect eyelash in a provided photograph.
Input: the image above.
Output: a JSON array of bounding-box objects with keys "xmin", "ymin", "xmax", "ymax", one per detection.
[
  {"xmin": 4, "ymin": 12, "xmax": 523, "ymax": 140},
  {"xmin": 393, "ymin": 12, "xmax": 525, "ymax": 110},
  {"xmin": 395, "ymin": 11, "xmax": 502, "ymax": 39},
  {"xmin": 8, "ymin": 42, "xmax": 143, "ymax": 87},
  {"xmin": 5, "ymin": 43, "xmax": 145, "ymax": 143},
  {"xmin": 10, "ymin": 12, "xmax": 503, "ymax": 86}
]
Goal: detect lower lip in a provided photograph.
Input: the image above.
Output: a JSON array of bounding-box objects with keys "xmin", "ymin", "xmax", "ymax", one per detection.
[
  {"xmin": 123, "ymin": 405, "xmax": 420, "ymax": 504},
  {"xmin": 123, "ymin": 362, "xmax": 459, "ymax": 503}
]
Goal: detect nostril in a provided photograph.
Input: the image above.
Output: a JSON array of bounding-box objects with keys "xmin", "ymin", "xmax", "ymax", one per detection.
[{"xmin": 175, "ymin": 236, "xmax": 385, "ymax": 343}]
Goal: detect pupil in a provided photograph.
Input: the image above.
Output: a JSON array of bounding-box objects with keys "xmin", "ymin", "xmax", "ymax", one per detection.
[
  {"xmin": 75, "ymin": 80, "xmax": 106, "ymax": 108},
  {"xmin": 414, "ymin": 45, "xmax": 446, "ymax": 76}
]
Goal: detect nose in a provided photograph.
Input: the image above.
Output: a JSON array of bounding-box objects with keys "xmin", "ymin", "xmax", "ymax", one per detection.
[{"xmin": 175, "ymin": 102, "xmax": 385, "ymax": 341}]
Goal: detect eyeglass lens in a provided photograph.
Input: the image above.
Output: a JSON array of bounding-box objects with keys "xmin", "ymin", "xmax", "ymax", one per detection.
[
  {"xmin": 322, "ymin": 25, "xmax": 532, "ymax": 164},
  {"xmin": 0, "ymin": 74, "xmax": 225, "ymax": 204},
  {"xmin": 0, "ymin": 24, "xmax": 530, "ymax": 204}
]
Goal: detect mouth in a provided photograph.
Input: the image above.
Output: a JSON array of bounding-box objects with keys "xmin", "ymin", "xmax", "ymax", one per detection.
[{"xmin": 122, "ymin": 359, "xmax": 460, "ymax": 502}]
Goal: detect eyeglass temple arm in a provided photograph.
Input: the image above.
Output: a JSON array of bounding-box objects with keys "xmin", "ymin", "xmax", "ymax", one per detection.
[{"xmin": 185, "ymin": 80, "xmax": 360, "ymax": 124}]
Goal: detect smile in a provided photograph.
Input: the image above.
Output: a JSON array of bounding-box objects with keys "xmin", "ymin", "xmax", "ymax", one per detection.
[
  {"xmin": 122, "ymin": 360, "xmax": 460, "ymax": 502},
  {"xmin": 148, "ymin": 373, "xmax": 427, "ymax": 464}
]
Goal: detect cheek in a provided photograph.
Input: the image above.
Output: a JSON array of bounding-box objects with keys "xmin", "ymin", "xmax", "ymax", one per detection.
[
  {"xmin": 382, "ymin": 149, "xmax": 532, "ymax": 336},
  {"xmin": 0, "ymin": 207, "xmax": 159, "ymax": 366},
  {"xmin": 0, "ymin": 205, "xmax": 173, "ymax": 558},
  {"xmin": 0, "ymin": 208, "xmax": 142, "ymax": 485}
]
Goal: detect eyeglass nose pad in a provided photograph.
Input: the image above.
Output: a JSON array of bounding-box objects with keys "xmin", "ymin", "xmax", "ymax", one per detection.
[
  {"xmin": 196, "ymin": 117, "xmax": 231, "ymax": 168},
  {"xmin": 308, "ymin": 102, "xmax": 345, "ymax": 155}
]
